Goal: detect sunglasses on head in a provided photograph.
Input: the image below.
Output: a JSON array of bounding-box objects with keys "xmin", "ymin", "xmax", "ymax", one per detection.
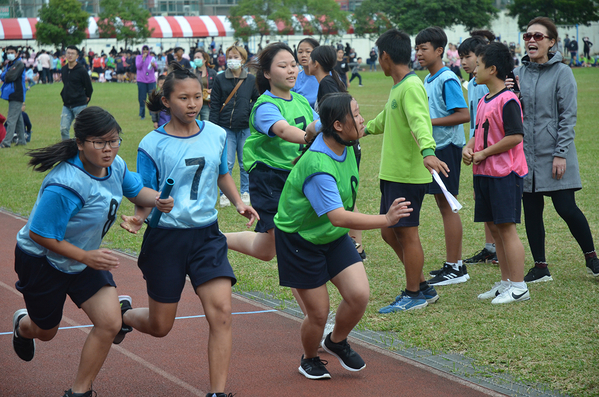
[{"xmin": 523, "ymin": 32, "xmax": 551, "ymax": 41}]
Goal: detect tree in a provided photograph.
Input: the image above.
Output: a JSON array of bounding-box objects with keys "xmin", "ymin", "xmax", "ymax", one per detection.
[
  {"xmin": 228, "ymin": 0, "xmax": 350, "ymax": 44},
  {"xmin": 35, "ymin": 0, "xmax": 89, "ymax": 49},
  {"xmin": 97, "ymin": 0, "xmax": 153, "ymax": 49},
  {"xmin": 354, "ymin": 0, "xmax": 498, "ymax": 36},
  {"xmin": 507, "ymin": 0, "xmax": 599, "ymax": 31}
]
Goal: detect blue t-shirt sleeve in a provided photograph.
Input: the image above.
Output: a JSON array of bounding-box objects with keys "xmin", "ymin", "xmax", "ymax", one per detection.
[
  {"xmin": 303, "ymin": 173, "xmax": 344, "ymax": 217},
  {"xmin": 444, "ymin": 79, "xmax": 468, "ymax": 111},
  {"xmin": 219, "ymin": 140, "xmax": 228, "ymax": 174},
  {"xmin": 253, "ymin": 103, "xmax": 285, "ymax": 137},
  {"xmin": 29, "ymin": 186, "xmax": 84, "ymax": 241},
  {"xmin": 137, "ymin": 149, "xmax": 160, "ymax": 191},
  {"xmin": 122, "ymin": 166, "xmax": 144, "ymax": 198}
]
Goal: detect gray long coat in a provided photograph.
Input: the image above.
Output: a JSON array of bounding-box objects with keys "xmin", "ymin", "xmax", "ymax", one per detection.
[{"xmin": 514, "ymin": 52, "xmax": 581, "ymax": 193}]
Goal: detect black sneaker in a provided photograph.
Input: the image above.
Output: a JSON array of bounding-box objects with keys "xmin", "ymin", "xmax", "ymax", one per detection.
[
  {"xmin": 463, "ymin": 248, "xmax": 497, "ymax": 264},
  {"xmin": 321, "ymin": 333, "xmax": 366, "ymax": 371},
  {"xmin": 427, "ymin": 263, "xmax": 468, "ymax": 285},
  {"xmin": 359, "ymin": 249, "xmax": 367, "ymax": 261},
  {"xmin": 13, "ymin": 309, "xmax": 35, "ymax": 361},
  {"xmin": 299, "ymin": 355, "xmax": 331, "ymax": 379},
  {"xmin": 113, "ymin": 295, "xmax": 133, "ymax": 344},
  {"xmin": 206, "ymin": 393, "xmax": 236, "ymax": 397},
  {"xmin": 586, "ymin": 257, "xmax": 599, "ymax": 277},
  {"xmin": 429, "ymin": 263, "xmax": 444, "ymax": 277},
  {"xmin": 524, "ymin": 266, "xmax": 553, "ymax": 283},
  {"xmin": 63, "ymin": 389, "xmax": 96, "ymax": 397}
]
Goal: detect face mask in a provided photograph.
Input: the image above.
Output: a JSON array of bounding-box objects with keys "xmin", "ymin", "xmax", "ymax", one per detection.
[
  {"xmin": 7, "ymin": 53, "xmax": 16, "ymax": 61},
  {"xmin": 194, "ymin": 58, "xmax": 203, "ymax": 68},
  {"xmin": 227, "ymin": 59, "xmax": 242, "ymax": 70}
]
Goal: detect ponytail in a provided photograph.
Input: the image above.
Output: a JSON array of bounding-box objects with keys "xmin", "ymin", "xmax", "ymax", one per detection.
[{"xmin": 27, "ymin": 140, "xmax": 79, "ymax": 172}]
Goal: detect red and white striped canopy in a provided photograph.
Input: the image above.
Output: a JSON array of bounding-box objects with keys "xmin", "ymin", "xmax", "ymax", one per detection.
[{"xmin": 0, "ymin": 15, "xmax": 357, "ymax": 41}]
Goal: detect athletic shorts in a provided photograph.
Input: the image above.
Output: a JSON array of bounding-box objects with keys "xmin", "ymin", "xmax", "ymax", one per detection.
[
  {"xmin": 248, "ymin": 163, "xmax": 290, "ymax": 233},
  {"xmin": 379, "ymin": 180, "xmax": 426, "ymax": 227},
  {"xmin": 427, "ymin": 144, "xmax": 462, "ymax": 196},
  {"xmin": 474, "ymin": 173, "xmax": 523, "ymax": 224},
  {"xmin": 275, "ymin": 228, "xmax": 361, "ymax": 289},
  {"xmin": 14, "ymin": 244, "xmax": 116, "ymax": 330},
  {"xmin": 138, "ymin": 221, "xmax": 236, "ymax": 303}
]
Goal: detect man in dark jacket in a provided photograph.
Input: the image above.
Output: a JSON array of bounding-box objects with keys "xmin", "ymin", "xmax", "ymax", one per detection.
[
  {"xmin": 568, "ymin": 39, "xmax": 579, "ymax": 67},
  {"xmin": 0, "ymin": 46, "xmax": 27, "ymax": 148},
  {"xmin": 60, "ymin": 45, "xmax": 93, "ymax": 140}
]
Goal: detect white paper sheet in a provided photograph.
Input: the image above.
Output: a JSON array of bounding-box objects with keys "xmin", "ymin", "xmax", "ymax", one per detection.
[{"xmin": 432, "ymin": 170, "xmax": 462, "ymax": 213}]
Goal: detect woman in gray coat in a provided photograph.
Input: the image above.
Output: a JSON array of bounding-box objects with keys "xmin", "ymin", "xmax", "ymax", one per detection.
[{"xmin": 513, "ymin": 17, "xmax": 598, "ymax": 282}]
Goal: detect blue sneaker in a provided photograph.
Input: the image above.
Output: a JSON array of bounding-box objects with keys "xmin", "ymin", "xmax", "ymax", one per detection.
[
  {"xmin": 420, "ymin": 284, "xmax": 439, "ymax": 304},
  {"xmin": 378, "ymin": 291, "xmax": 428, "ymax": 313}
]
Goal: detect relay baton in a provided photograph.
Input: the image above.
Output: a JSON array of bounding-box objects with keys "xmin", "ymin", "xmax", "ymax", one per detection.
[{"xmin": 148, "ymin": 178, "xmax": 174, "ymax": 228}]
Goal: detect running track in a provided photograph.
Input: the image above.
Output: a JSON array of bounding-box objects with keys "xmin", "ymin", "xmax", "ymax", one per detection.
[{"xmin": 0, "ymin": 210, "xmax": 505, "ymax": 396}]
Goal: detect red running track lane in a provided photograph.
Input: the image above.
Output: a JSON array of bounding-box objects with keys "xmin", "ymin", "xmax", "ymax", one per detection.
[{"xmin": 0, "ymin": 210, "xmax": 506, "ymax": 397}]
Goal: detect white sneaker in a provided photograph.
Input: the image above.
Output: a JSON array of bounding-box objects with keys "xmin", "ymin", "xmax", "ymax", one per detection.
[
  {"xmin": 491, "ymin": 286, "xmax": 530, "ymax": 304},
  {"xmin": 321, "ymin": 312, "xmax": 335, "ymax": 343},
  {"xmin": 241, "ymin": 192, "xmax": 251, "ymax": 206},
  {"xmin": 219, "ymin": 195, "xmax": 230, "ymax": 207},
  {"xmin": 478, "ymin": 282, "xmax": 505, "ymax": 300}
]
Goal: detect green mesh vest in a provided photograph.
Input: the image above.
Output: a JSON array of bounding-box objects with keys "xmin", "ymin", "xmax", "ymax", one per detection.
[
  {"xmin": 274, "ymin": 143, "xmax": 359, "ymax": 244},
  {"xmin": 243, "ymin": 93, "xmax": 314, "ymax": 172}
]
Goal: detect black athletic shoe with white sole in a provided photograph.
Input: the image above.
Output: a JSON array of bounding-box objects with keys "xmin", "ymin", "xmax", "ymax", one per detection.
[
  {"xmin": 586, "ymin": 257, "xmax": 599, "ymax": 277},
  {"xmin": 321, "ymin": 333, "xmax": 366, "ymax": 371},
  {"xmin": 524, "ymin": 266, "xmax": 553, "ymax": 283},
  {"xmin": 113, "ymin": 295, "xmax": 133, "ymax": 344},
  {"xmin": 427, "ymin": 263, "xmax": 469, "ymax": 285},
  {"xmin": 299, "ymin": 355, "xmax": 331, "ymax": 379},
  {"xmin": 12, "ymin": 309, "xmax": 35, "ymax": 361}
]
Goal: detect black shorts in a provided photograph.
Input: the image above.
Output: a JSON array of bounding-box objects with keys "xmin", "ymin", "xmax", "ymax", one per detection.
[
  {"xmin": 379, "ymin": 180, "xmax": 426, "ymax": 227},
  {"xmin": 474, "ymin": 173, "xmax": 523, "ymax": 224},
  {"xmin": 427, "ymin": 144, "xmax": 462, "ymax": 196},
  {"xmin": 138, "ymin": 222, "xmax": 236, "ymax": 303},
  {"xmin": 248, "ymin": 163, "xmax": 290, "ymax": 233},
  {"xmin": 275, "ymin": 228, "xmax": 361, "ymax": 289},
  {"xmin": 14, "ymin": 245, "xmax": 116, "ymax": 330}
]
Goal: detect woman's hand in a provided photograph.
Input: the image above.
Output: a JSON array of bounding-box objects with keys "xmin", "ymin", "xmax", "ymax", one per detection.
[
  {"xmin": 120, "ymin": 214, "xmax": 145, "ymax": 234},
  {"xmin": 235, "ymin": 203, "xmax": 260, "ymax": 227},
  {"xmin": 155, "ymin": 194, "xmax": 174, "ymax": 213},
  {"xmin": 82, "ymin": 249, "xmax": 120, "ymax": 270},
  {"xmin": 385, "ymin": 197, "xmax": 413, "ymax": 226},
  {"xmin": 552, "ymin": 156, "xmax": 567, "ymax": 180}
]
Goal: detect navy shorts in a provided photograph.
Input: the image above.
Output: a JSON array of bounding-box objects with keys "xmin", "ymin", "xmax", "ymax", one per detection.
[
  {"xmin": 248, "ymin": 163, "xmax": 290, "ymax": 233},
  {"xmin": 275, "ymin": 228, "xmax": 362, "ymax": 289},
  {"xmin": 14, "ymin": 245, "xmax": 116, "ymax": 330},
  {"xmin": 474, "ymin": 173, "xmax": 523, "ymax": 224},
  {"xmin": 138, "ymin": 221, "xmax": 236, "ymax": 303},
  {"xmin": 379, "ymin": 180, "xmax": 426, "ymax": 227},
  {"xmin": 427, "ymin": 144, "xmax": 462, "ymax": 196}
]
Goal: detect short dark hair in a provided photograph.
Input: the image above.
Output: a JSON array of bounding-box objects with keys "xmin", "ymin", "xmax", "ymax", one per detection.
[
  {"xmin": 6, "ymin": 45, "xmax": 18, "ymax": 53},
  {"xmin": 66, "ymin": 45, "xmax": 80, "ymax": 54},
  {"xmin": 475, "ymin": 42, "xmax": 514, "ymax": 82},
  {"xmin": 415, "ymin": 26, "xmax": 447, "ymax": 57},
  {"xmin": 174, "ymin": 47, "xmax": 184, "ymax": 53},
  {"xmin": 458, "ymin": 30, "xmax": 495, "ymax": 57},
  {"xmin": 375, "ymin": 29, "xmax": 411, "ymax": 65}
]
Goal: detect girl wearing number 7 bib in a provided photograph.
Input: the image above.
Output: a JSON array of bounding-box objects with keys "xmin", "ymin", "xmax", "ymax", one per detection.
[
  {"xmin": 11, "ymin": 106, "xmax": 173, "ymax": 397},
  {"xmin": 119, "ymin": 62, "xmax": 258, "ymax": 397}
]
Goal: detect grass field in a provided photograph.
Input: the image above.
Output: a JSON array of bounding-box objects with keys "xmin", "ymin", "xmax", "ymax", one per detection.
[{"xmin": 0, "ymin": 68, "xmax": 598, "ymax": 396}]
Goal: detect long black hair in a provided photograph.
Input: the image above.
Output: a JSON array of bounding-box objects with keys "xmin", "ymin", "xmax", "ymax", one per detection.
[
  {"xmin": 27, "ymin": 106, "xmax": 122, "ymax": 172},
  {"xmin": 311, "ymin": 45, "xmax": 346, "ymax": 94},
  {"xmin": 147, "ymin": 62, "xmax": 202, "ymax": 113},
  {"xmin": 294, "ymin": 92, "xmax": 357, "ymax": 164},
  {"xmin": 253, "ymin": 42, "xmax": 295, "ymax": 95}
]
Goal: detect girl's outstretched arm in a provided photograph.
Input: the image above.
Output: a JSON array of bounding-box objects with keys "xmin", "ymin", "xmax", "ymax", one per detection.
[{"xmin": 218, "ymin": 173, "xmax": 260, "ymax": 227}]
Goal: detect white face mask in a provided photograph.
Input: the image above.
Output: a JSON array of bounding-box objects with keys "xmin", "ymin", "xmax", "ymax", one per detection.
[
  {"xmin": 7, "ymin": 53, "xmax": 16, "ymax": 61},
  {"xmin": 227, "ymin": 59, "xmax": 242, "ymax": 70}
]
